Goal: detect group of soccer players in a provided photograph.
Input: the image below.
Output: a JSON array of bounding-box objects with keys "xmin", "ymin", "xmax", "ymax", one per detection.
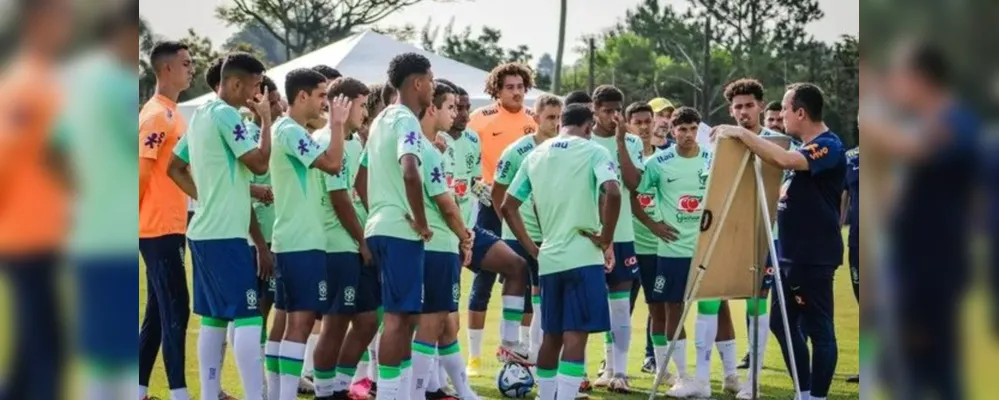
[{"xmin": 140, "ymin": 36, "xmax": 853, "ymax": 400}]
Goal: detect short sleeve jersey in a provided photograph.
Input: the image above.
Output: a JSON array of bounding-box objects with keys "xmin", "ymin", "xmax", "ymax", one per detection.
[
  {"xmin": 777, "ymin": 131, "xmax": 846, "ymax": 266},
  {"xmin": 364, "ymin": 104, "xmax": 425, "ymax": 240},
  {"xmin": 590, "ymin": 133, "xmax": 645, "ymax": 243},
  {"xmin": 637, "ymin": 146, "xmax": 712, "ymax": 258},
  {"xmin": 439, "ymin": 130, "xmax": 483, "ymax": 226},
  {"xmin": 315, "ymin": 129, "xmax": 360, "ymax": 253},
  {"xmin": 269, "ymin": 116, "xmax": 327, "ymax": 253},
  {"xmin": 345, "ymin": 133, "xmax": 367, "ymax": 225},
  {"xmin": 845, "ymin": 147, "xmax": 860, "ymax": 248},
  {"xmin": 633, "ymin": 148, "xmax": 664, "ymax": 255},
  {"xmin": 139, "ymin": 94, "xmax": 188, "ymax": 238},
  {"xmin": 508, "ymin": 135, "xmax": 619, "ymax": 275},
  {"xmin": 495, "ymin": 134, "xmax": 543, "ymax": 242},
  {"xmin": 186, "ymin": 98, "xmax": 259, "ymax": 241},
  {"xmin": 468, "ymin": 103, "xmax": 537, "ymax": 184},
  {"xmin": 421, "ymin": 142, "xmax": 458, "ymax": 253},
  {"xmin": 245, "ymin": 120, "xmax": 275, "ymax": 244}
]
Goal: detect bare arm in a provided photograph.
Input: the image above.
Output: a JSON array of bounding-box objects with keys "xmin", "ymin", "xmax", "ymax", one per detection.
[
  {"xmin": 355, "ymin": 164, "xmax": 369, "ymax": 211},
  {"xmin": 501, "ymin": 194, "xmax": 538, "ymax": 257},
  {"xmin": 311, "ymin": 120, "xmax": 347, "ymax": 175},
  {"xmin": 330, "ymin": 189, "xmax": 366, "ymax": 245},
  {"xmin": 617, "ymin": 138, "xmax": 641, "ymax": 192},
  {"xmin": 840, "ymin": 190, "xmax": 849, "ymax": 226},
  {"xmin": 167, "ymin": 155, "xmax": 198, "ymax": 200},
  {"xmin": 491, "ymin": 182, "xmax": 508, "ymax": 218},
  {"xmin": 729, "ymin": 128, "xmax": 809, "ymax": 170},
  {"xmin": 238, "ymin": 117, "xmax": 272, "ymax": 175},
  {"xmin": 432, "ymin": 193, "xmax": 471, "ymax": 242},
  {"xmin": 401, "ymin": 155, "xmax": 428, "ymax": 230},
  {"xmin": 598, "ymin": 181, "xmax": 622, "ymax": 244}
]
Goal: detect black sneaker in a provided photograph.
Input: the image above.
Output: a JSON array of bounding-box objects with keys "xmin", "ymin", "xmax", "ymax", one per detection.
[
  {"xmin": 315, "ymin": 392, "xmax": 350, "ymax": 400},
  {"xmin": 847, "ymin": 375, "xmax": 860, "ymax": 383},
  {"xmin": 737, "ymin": 352, "xmax": 750, "ymax": 369},
  {"xmin": 370, "ymin": 381, "xmax": 378, "ymax": 398},
  {"xmin": 641, "ymin": 356, "xmax": 656, "ymax": 374}
]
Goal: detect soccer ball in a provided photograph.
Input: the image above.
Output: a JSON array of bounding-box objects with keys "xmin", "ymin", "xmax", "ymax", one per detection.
[{"xmin": 497, "ymin": 361, "xmax": 535, "ymax": 398}]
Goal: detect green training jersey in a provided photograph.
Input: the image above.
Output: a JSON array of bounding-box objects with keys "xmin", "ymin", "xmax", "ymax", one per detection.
[
  {"xmin": 421, "ymin": 141, "xmax": 458, "ymax": 253},
  {"xmin": 363, "ymin": 104, "xmax": 426, "ymax": 240},
  {"xmin": 269, "ymin": 116, "xmax": 327, "ymax": 253},
  {"xmin": 246, "ymin": 120, "xmax": 275, "ymax": 244},
  {"xmin": 508, "ymin": 135, "xmax": 619, "ymax": 275},
  {"xmin": 345, "ymin": 133, "xmax": 367, "ymax": 225},
  {"xmin": 439, "ymin": 130, "xmax": 482, "ymax": 227},
  {"xmin": 637, "ymin": 146, "xmax": 712, "ymax": 258},
  {"xmin": 633, "ymin": 148, "xmax": 663, "ymax": 255},
  {"xmin": 315, "ymin": 129, "xmax": 361, "ymax": 253},
  {"xmin": 186, "ymin": 98, "xmax": 260, "ymax": 241},
  {"xmin": 590, "ymin": 133, "xmax": 645, "ymax": 243},
  {"xmin": 495, "ymin": 134, "xmax": 544, "ymax": 242}
]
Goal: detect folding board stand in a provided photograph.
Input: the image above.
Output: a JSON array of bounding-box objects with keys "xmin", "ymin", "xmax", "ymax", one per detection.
[{"xmin": 647, "ymin": 155, "xmax": 803, "ymax": 400}]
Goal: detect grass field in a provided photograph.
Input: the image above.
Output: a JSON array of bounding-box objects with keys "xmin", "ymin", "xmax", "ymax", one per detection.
[{"xmin": 138, "ymin": 246, "xmax": 862, "ymax": 400}]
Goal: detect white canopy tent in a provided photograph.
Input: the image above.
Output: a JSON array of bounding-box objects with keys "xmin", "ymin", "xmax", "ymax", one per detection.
[{"xmin": 178, "ymin": 30, "xmax": 550, "ymax": 121}]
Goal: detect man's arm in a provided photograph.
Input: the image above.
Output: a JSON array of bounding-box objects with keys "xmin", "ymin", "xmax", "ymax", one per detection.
[
  {"xmin": 491, "ymin": 182, "xmax": 509, "ymax": 217},
  {"xmin": 598, "ymin": 181, "xmax": 622, "ymax": 244},
  {"xmin": 432, "ymin": 193, "xmax": 471, "ymax": 242},
  {"xmin": 401, "ymin": 155, "xmax": 429, "ymax": 231},
  {"xmin": 139, "ymin": 113, "xmax": 168, "ymax": 204},
  {"xmin": 617, "ymin": 137, "xmax": 642, "ymax": 192},
  {"xmin": 167, "ymin": 155, "xmax": 198, "ymax": 200},
  {"xmin": 355, "ymin": 164, "xmax": 369, "ymax": 211},
  {"xmin": 330, "ymin": 189, "xmax": 366, "ymax": 246},
  {"xmin": 500, "ymin": 167, "xmax": 538, "ymax": 256},
  {"xmin": 722, "ymin": 126, "xmax": 809, "ymax": 170},
  {"xmin": 840, "ymin": 190, "xmax": 849, "ymax": 226}
]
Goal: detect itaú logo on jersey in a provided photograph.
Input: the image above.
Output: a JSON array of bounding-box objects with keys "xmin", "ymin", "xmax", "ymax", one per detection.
[
  {"xmin": 637, "ymin": 193, "xmax": 656, "ymax": 209},
  {"xmin": 675, "ymin": 195, "xmax": 703, "ymax": 223}
]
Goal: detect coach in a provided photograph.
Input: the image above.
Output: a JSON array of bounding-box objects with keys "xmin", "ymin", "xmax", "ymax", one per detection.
[{"xmin": 718, "ymin": 82, "xmax": 846, "ymax": 400}]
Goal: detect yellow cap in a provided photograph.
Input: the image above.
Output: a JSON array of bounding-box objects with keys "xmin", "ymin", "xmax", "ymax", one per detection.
[{"xmin": 648, "ymin": 97, "xmax": 674, "ymax": 113}]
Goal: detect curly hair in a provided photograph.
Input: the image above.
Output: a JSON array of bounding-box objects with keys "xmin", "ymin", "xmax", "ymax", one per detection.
[
  {"xmin": 670, "ymin": 106, "xmax": 701, "ymax": 126},
  {"xmin": 723, "ymin": 78, "xmax": 765, "ymax": 103},
  {"xmin": 387, "ymin": 52, "xmax": 431, "ymax": 89},
  {"xmin": 485, "ymin": 63, "xmax": 534, "ymax": 98}
]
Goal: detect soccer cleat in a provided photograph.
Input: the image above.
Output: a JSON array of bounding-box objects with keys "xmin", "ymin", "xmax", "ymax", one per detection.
[
  {"xmin": 608, "ymin": 376, "xmax": 632, "ymax": 394},
  {"xmin": 497, "ymin": 341, "xmax": 532, "ymax": 365},
  {"xmin": 349, "ymin": 378, "xmax": 374, "ymax": 399},
  {"xmin": 723, "ymin": 374, "xmax": 742, "ymax": 394},
  {"xmin": 737, "ymin": 352, "xmax": 750, "ymax": 369},
  {"xmin": 466, "ymin": 356, "xmax": 482, "ymax": 377},
  {"xmin": 666, "ymin": 376, "xmax": 711, "ymax": 398},
  {"xmin": 298, "ymin": 376, "xmax": 316, "ymax": 394},
  {"xmin": 735, "ymin": 381, "xmax": 760, "ymax": 400},
  {"xmin": 593, "ymin": 369, "xmax": 614, "ymax": 388},
  {"xmin": 579, "ymin": 376, "xmax": 592, "ymax": 392},
  {"xmin": 425, "ymin": 389, "xmax": 459, "ymax": 400},
  {"xmin": 641, "ymin": 356, "xmax": 656, "ymax": 374},
  {"xmin": 218, "ymin": 392, "xmax": 238, "ymax": 400}
]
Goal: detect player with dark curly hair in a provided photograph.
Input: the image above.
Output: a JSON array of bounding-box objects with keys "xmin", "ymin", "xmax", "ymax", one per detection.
[{"xmin": 464, "ymin": 62, "xmax": 539, "ymax": 375}]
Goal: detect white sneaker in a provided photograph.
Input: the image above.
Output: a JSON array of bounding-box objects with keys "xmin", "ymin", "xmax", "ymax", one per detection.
[
  {"xmin": 608, "ymin": 376, "xmax": 632, "ymax": 393},
  {"xmin": 497, "ymin": 341, "xmax": 532, "ymax": 365},
  {"xmin": 593, "ymin": 370, "xmax": 614, "ymax": 388},
  {"xmin": 723, "ymin": 373, "xmax": 742, "ymax": 394},
  {"xmin": 736, "ymin": 381, "xmax": 761, "ymax": 399},
  {"xmin": 665, "ymin": 376, "xmax": 711, "ymax": 398},
  {"xmin": 297, "ymin": 377, "xmax": 315, "ymax": 394}
]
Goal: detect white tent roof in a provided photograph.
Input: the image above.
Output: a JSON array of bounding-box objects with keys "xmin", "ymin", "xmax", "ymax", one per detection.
[{"xmin": 179, "ymin": 30, "xmax": 548, "ymax": 119}]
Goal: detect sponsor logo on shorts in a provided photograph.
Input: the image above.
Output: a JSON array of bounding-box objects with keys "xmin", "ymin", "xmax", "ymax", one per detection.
[
  {"xmin": 318, "ymin": 280, "xmax": 328, "ymax": 302},
  {"xmin": 624, "ymin": 256, "xmax": 638, "ymax": 267},
  {"xmin": 654, "ymin": 275, "xmax": 665, "ymax": 293},
  {"xmin": 269, "ymin": 278, "xmax": 277, "ymax": 291},
  {"xmin": 246, "ymin": 289, "xmax": 258, "ymax": 309},
  {"xmin": 344, "ymin": 286, "xmax": 356, "ymax": 306}
]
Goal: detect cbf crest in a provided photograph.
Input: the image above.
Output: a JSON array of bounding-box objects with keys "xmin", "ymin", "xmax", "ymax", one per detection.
[
  {"xmin": 318, "ymin": 280, "xmax": 328, "ymax": 302},
  {"xmin": 452, "ymin": 283, "xmax": 461, "ymax": 303},
  {"xmin": 344, "ymin": 286, "xmax": 357, "ymax": 306},
  {"xmin": 246, "ymin": 289, "xmax": 258, "ymax": 309}
]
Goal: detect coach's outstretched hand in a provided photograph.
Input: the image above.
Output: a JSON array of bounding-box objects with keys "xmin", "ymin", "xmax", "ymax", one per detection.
[
  {"xmin": 256, "ymin": 246, "xmax": 274, "ymax": 279},
  {"xmin": 404, "ymin": 213, "xmax": 433, "ymax": 242}
]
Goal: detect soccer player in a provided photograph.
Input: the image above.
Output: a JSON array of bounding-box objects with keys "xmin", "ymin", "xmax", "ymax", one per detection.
[
  {"xmin": 314, "ymin": 64, "xmax": 343, "ymax": 80},
  {"xmin": 563, "ymin": 91, "xmax": 592, "ymax": 108},
  {"xmin": 588, "ymin": 85, "xmax": 643, "ymax": 392},
  {"xmin": 465, "ymin": 62, "xmax": 538, "ymax": 376},
  {"xmin": 308, "ymin": 77, "xmax": 380, "ymax": 400},
  {"xmin": 363, "ymin": 52, "xmax": 435, "ymax": 399},
  {"xmin": 500, "ymin": 103, "xmax": 620, "ymax": 400},
  {"xmin": 138, "ymin": 40, "xmax": 194, "ymax": 400},
  {"xmin": 843, "ymin": 146, "xmax": 859, "ymax": 384},
  {"xmin": 764, "ymin": 100, "xmax": 785, "ymax": 133},
  {"xmin": 632, "ymin": 107, "xmax": 712, "ymax": 398},
  {"xmin": 183, "ymin": 52, "xmax": 272, "ymax": 400},
  {"xmin": 492, "ymin": 93, "xmax": 562, "ymax": 365},
  {"xmin": 268, "ymin": 68, "xmax": 350, "ymax": 400},
  {"xmin": 717, "ymin": 83, "xmax": 846, "ymax": 400}
]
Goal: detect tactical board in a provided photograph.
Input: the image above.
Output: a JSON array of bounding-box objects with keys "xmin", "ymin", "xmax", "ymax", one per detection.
[{"xmin": 685, "ymin": 134, "xmax": 791, "ymax": 300}]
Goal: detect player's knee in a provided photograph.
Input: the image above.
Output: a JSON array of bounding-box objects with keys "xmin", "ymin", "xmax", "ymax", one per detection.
[{"xmin": 468, "ymin": 280, "xmax": 493, "ymax": 311}]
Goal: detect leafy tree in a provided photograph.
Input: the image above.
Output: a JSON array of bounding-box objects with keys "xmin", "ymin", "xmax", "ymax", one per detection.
[
  {"xmin": 177, "ymin": 29, "xmax": 222, "ymax": 102},
  {"xmin": 535, "ymin": 53, "xmax": 555, "ymax": 91},
  {"xmin": 420, "ymin": 18, "xmax": 532, "ymax": 71},
  {"xmin": 224, "ymin": 21, "xmax": 288, "ymax": 65},
  {"xmin": 140, "ymin": 17, "xmax": 159, "ymax": 102}
]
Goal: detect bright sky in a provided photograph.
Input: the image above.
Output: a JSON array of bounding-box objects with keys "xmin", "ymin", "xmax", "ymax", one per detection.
[{"xmin": 141, "ymin": 0, "xmax": 859, "ymax": 64}]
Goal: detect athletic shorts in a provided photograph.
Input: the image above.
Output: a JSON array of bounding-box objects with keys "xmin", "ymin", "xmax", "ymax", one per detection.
[
  {"xmin": 368, "ymin": 236, "xmax": 425, "ymax": 314},
  {"xmin": 325, "ymin": 252, "xmax": 364, "ymax": 315},
  {"xmin": 761, "ymin": 240, "xmax": 779, "ymax": 291},
  {"xmin": 357, "ymin": 260, "xmax": 381, "ymax": 313},
  {"xmin": 656, "ymin": 257, "xmax": 692, "ymax": 303},
  {"xmin": 467, "ymin": 226, "xmax": 501, "ymax": 273},
  {"xmin": 77, "ymin": 256, "xmax": 138, "ymax": 366},
  {"xmin": 637, "ymin": 253, "xmax": 669, "ymax": 304},
  {"xmin": 539, "ymin": 265, "xmax": 611, "ymax": 334},
  {"xmin": 189, "ymin": 238, "xmax": 260, "ymax": 319},
  {"xmin": 274, "ymin": 250, "xmax": 328, "ymax": 313},
  {"xmin": 505, "ymin": 239, "xmax": 541, "ymax": 286},
  {"xmin": 423, "ymin": 251, "xmax": 461, "ymax": 313},
  {"xmin": 249, "ymin": 244, "xmax": 275, "ymax": 306},
  {"xmin": 606, "ymin": 242, "xmax": 639, "ymax": 285},
  {"xmin": 475, "ymin": 205, "xmax": 502, "ymax": 236}
]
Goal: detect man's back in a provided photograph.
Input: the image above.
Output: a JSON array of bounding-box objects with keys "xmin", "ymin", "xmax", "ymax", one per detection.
[{"xmin": 364, "ymin": 104, "xmax": 425, "ymax": 240}]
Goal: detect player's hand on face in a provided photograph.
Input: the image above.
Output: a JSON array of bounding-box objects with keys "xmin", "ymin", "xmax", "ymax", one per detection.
[
  {"xmin": 256, "ymin": 247, "xmax": 274, "ymax": 279},
  {"xmin": 602, "ymin": 247, "xmax": 615, "ymax": 273},
  {"xmin": 250, "ymin": 184, "xmax": 274, "ymax": 204},
  {"xmin": 359, "ymin": 242, "xmax": 374, "ymax": 267},
  {"xmin": 613, "ymin": 113, "xmax": 628, "ymax": 140},
  {"xmin": 651, "ymin": 221, "xmax": 680, "ymax": 242},
  {"xmin": 250, "ymin": 86, "xmax": 271, "ymax": 122},
  {"xmin": 404, "ymin": 214, "xmax": 433, "ymax": 242},
  {"xmin": 329, "ymin": 94, "xmax": 352, "ymax": 125}
]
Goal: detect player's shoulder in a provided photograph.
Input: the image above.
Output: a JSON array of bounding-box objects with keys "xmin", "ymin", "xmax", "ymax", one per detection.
[
  {"xmin": 471, "ymin": 104, "xmax": 500, "ymax": 118},
  {"xmin": 651, "ymin": 147, "xmax": 678, "ymax": 164},
  {"xmin": 382, "ymin": 104, "xmax": 419, "ymax": 124},
  {"xmin": 139, "ymin": 101, "xmax": 169, "ymax": 127},
  {"xmin": 624, "ymin": 132, "xmax": 643, "ymax": 145},
  {"xmin": 461, "ymin": 129, "xmax": 480, "ymax": 145}
]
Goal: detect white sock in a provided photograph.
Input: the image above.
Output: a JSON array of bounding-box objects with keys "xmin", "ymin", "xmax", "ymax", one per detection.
[
  {"xmin": 354, "ymin": 351, "xmax": 370, "ymax": 384},
  {"xmin": 501, "ymin": 296, "xmax": 525, "ymax": 343},
  {"xmin": 303, "ymin": 333, "xmax": 319, "ymax": 377},
  {"xmin": 555, "ymin": 373, "xmax": 583, "ymax": 400},
  {"xmin": 529, "ymin": 295, "xmax": 543, "ymax": 358},
  {"xmin": 402, "ymin": 361, "xmax": 414, "ymax": 400},
  {"xmin": 694, "ymin": 314, "xmax": 718, "ymax": 382},
  {"xmin": 609, "ymin": 296, "xmax": 631, "ymax": 377},
  {"xmin": 752, "ymin": 313, "xmax": 771, "ymax": 379},
  {"xmin": 468, "ymin": 329, "xmax": 483, "ymax": 358},
  {"xmin": 169, "ymin": 388, "xmax": 190, "ymax": 400},
  {"xmin": 332, "ymin": 368, "xmax": 354, "ymax": 393},
  {"xmin": 377, "ymin": 365, "xmax": 402, "ymax": 400},
  {"xmin": 139, "ymin": 386, "xmax": 148, "ymax": 400},
  {"xmin": 602, "ymin": 332, "xmax": 613, "ymax": 375},
  {"xmin": 227, "ymin": 323, "xmax": 236, "ymax": 348},
  {"xmin": 264, "ymin": 340, "xmax": 281, "ymax": 400},
  {"xmin": 278, "ymin": 340, "xmax": 306, "ymax": 400},
  {"xmin": 520, "ymin": 325, "xmax": 531, "ymax": 346},
  {"xmin": 673, "ymin": 339, "xmax": 689, "ymax": 377},
  {"xmin": 437, "ymin": 360, "xmax": 448, "ymax": 390},
  {"xmin": 234, "ymin": 323, "xmax": 265, "ymax": 399},
  {"xmin": 426, "ymin": 354, "xmax": 441, "ymax": 392},
  {"xmin": 412, "ymin": 343, "xmax": 434, "ymax": 399},
  {"xmin": 653, "ymin": 343, "xmax": 670, "ymax": 376},
  {"xmin": 197, "ymin": 323, "xmax": 226, "ymax": 400},
  {"xmin": 811, "ymin": 396, "xmax": 826, "ymax": 400},
  {"xmin": 439, "ymin": 342, "xmax": 475, "ymax": 398},
  {"xmin": 313, "ymin": 369, "xmax": 336, "ymax": 397},
  {"xmin": 537, "ymin": 372, "xmax": 557, "ymax": 400},
  {"xmin": 716, "ymin": 339, "xmax": 738, "ymax": 377},
  {"xmin": 370, "ymin": 331, "xmax": 380, "ymax": 380},
  {"xmin": 800, "ymin": 390, "xmax": 811, "ymax": 400}
]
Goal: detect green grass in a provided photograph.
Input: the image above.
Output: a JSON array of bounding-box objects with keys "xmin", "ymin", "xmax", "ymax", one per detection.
[{"xmin": 139, "ymin": 249, "xmax": 861, "ymax": 400}]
